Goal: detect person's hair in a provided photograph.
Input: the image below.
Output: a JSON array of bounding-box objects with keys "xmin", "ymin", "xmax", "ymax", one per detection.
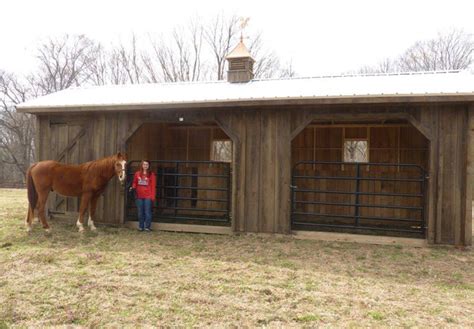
[{"xmin": 139, "ymin": 160, "xmax": 152, "ymax": 176}]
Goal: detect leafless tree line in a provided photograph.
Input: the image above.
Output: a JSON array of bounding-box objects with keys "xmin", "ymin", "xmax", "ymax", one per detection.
[
  {"xmin": 1, "ymin": 24, "xmax": 473, "ymax": 187},
  {"xmin": 357, "ymin": 28, "xmax": 474, "ymax": 74},
  {"xmin": 0, "ymin": 14, "xmax": 293, "ymax": 186}
]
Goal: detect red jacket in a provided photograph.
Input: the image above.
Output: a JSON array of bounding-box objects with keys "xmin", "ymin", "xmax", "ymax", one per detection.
[{"xmin": 132, "ymin": 171, "xmax": 156, "ymax": 201}]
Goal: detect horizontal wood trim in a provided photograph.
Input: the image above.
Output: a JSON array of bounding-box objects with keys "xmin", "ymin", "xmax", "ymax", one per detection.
[
  {"xmin": 292, "ymin": 230, "xmax": 427, "ymax": 247},
  {"xmin": 124, "ymin": 221, "xmax": 232, "ymax": 234},
  {"xmin": 17, "ymin": 94, "xmax": 474, "ymax": 114}
]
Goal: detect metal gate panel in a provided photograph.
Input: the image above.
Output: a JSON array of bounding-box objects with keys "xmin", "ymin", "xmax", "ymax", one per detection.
[
  {"xmin": 291, "ymin": 161, "xmax": 427, "ymax": 237},
  {"xmin": 125, "ymin": 160, "xmax": 231, "ymax": 225}
]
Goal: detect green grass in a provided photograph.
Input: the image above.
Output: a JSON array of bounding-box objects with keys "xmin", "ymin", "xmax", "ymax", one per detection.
[{"xmin": 0, "ymin": 188, "xmax": 473, "ymax": 327}]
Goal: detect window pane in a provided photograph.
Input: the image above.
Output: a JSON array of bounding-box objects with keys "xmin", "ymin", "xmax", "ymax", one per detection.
[
  {"xmin": 344, "ymin": 140, "xmax": 368, "ymax": 162},
  {"xmin": 212, "ymin": 140, "xmax": 232, "ymax": 162}
]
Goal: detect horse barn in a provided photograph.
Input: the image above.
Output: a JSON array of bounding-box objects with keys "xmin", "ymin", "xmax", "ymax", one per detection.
[{"xmin": 17, "ymin": 41, "xmax": 474, "ymax": 246}]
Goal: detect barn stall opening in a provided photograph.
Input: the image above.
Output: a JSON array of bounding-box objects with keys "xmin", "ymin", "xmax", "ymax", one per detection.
[
  {"xmin": 125, "ymin": 122, "xmax": 232, "ymax": 227},
  {"xmin": 291, "ymin": 120, "xmax": 429, "ymax": 238}
]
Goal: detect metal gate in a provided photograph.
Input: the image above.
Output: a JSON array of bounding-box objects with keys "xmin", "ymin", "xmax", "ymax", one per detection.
[
  {"xmin": 125, "ymin": 160, "xmax": 231, "ymax": 225},
  {"xmin": 291, "ymin": 161, "xmax": 428, "ymax": 237}
]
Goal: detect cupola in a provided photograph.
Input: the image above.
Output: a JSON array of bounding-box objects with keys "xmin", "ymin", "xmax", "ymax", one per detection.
[{"xmin": 225, "ymin": 39, "xmax": 255, "ymax": 83}]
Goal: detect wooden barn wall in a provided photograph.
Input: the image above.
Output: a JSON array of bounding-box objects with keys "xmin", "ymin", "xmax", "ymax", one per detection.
[
  {"xmin": 36, "ymin": 113, "xmax": 139, "ymax": 224},
  {"xmin": 35, "ymin": 103, "xmax": 473, "ymax": 245},
  {"xmin": 217, "ymin": 110, "xmax": 292, "ymax": 234},
  {"xmin": 416, "ymin": 104, "xmax": 471, "ymax": 245}
]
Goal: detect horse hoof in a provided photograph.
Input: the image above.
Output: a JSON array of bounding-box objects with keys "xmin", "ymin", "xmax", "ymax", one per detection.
[
  {"xmin": 26, "ymin": 226, "xmax": 32, "ymax": 233},
  {"xmin": 44, "ymin": 228, "xmax": 51, "ymax": 234}
]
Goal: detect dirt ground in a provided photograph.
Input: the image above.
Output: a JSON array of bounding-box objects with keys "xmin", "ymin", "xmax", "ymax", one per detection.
[{"xmin": 1, "ymin": 188, "xmax": 473, "ymax": 327}]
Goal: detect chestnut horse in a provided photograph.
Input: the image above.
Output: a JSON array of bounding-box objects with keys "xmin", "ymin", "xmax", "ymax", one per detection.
[{"xmin": 25, "ymin": 153, "xmax": 127, "ymax": 233}]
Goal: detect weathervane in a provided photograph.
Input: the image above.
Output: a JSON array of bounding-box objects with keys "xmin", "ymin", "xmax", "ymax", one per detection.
[{"xmin": 239, "ymin": 17, "xmax": 250, "ymax": 42}]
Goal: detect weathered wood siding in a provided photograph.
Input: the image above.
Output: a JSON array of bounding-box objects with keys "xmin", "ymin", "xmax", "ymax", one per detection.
[
  {"xmin": 217, "ymin": 110, "xmax": 292, "ymax": 233},
  {"xmin": 35, "ymin": 103, "xmax": 473, "ymax": 245}
]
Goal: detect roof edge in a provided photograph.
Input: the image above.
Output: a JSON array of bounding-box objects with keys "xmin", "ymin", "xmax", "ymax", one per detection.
[{"xmin": 16, "ymin": 93, "xmax": 474, "ymax": 114}]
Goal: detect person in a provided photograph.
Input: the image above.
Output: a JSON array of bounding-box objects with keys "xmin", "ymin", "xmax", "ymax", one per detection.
[{"xmin": 130, "ymin": 160, "xmax": 156, "ymax": 231}]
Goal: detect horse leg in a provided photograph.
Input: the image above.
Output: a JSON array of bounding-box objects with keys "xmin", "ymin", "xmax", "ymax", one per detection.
[
  {"xmin": 36, "ymin": 189, "xmax": 51, "ymax": 232},
  {"xmin": 88, "ymin": 195, "xmax": 99, "ymax": 231},
  {"xmin": 25, "ymin": 205, "xmax": 34, "ymax": 232},
  {"xmin": 77, "ymin": 193, "xmax": 92, "ymax": 232}
]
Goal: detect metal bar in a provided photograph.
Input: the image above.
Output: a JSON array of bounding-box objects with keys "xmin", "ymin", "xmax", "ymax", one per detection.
[
  {"xmin": 161, "ymin": 196, "xmax": 228, "ymax": 203},
  {"xmin": 294, "ymin": 161, "xmax": 425, "ymax": 172},
  {"xmin": 156, "ymin": 185, "xmax": 228, "ymax": 191},
  {"xmin": 174, "ymin": 162, "xmax": 179, "ymax": 217},
  {"xmin": 354, "ymin": 163, "xmax": 361, "ymax": 226},
  {"xmin": 293, "ymin": 175, "xmax": 425, "ymax": 182},
  {"xmin": 293, "ymin": 189, "xmax": 423, "ymax": 198},
  {"xmin": 157, "ymin": 206, "xmax": 227, "ymax": 213},
  {"xmin": 294, "ymin": 200, "xmax": 423, "ymax": 210},
  {"xmin": 292, "ymin": 222, "xmax": 424, "ymax": 234},
  {"xmin": 292, "ymin": 212, "xmax": 423, "ymax": 223},
  {"xmin": 161, "ymin": 173, "xmax": 228, "ymax": 178},
  {"xmin": 420, "ymin": 173, "xmax": 426, "ymax": 234},
  {"xmin": 226, "ymin": 164, "xmax": 231, "ymax": 221},
  {"xmin": 131, "ymin": 160, "xmax": 230, "ymax": 165},
  {"xmin": 156, "ymin": 215, "xmax": 229, "ymax": 223}
]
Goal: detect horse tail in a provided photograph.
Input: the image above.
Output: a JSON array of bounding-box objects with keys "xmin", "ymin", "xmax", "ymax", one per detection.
[{"xmin": 26, "ymin": 164, "xmax": 38, "ymax": 210}]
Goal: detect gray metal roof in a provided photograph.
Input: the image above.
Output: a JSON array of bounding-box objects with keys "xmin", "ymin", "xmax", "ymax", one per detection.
[{"xmin": 16, "ymin": 70, "xmax": 474, "ymax": 113}]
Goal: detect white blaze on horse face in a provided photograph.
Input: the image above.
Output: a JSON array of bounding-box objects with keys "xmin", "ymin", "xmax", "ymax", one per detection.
[{"xmin": 117, "ymin": 160, "xmax": 126, "ymax": 183}]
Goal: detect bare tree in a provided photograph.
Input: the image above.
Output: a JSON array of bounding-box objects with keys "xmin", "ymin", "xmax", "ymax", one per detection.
[
  {"xmin": 114, "ymin": 34, "xmax": 146, "ymax": 84},
  {"xmin": 357, "ymin": 58, "xmax": 395, "ymax": 74},
  {"xmin": 398, "ymin": 29, "xmax": 474, "ymax": 71},
  {"xmin": 248, "ymin": 33, "xmax": 281, "ymax": 79},
  {"xmin": 204, "ymin": 14, "xmax": 240, "ymax": 80},
  {"xmin": 358, "ymin": 29, "xmax": 474, "ymax": 74},
  {"xmin": 147, "ymin": 20, "xmax": 206, "ymax": 83},
  {"xmin": 0, "ymin": 72, "xmax": 36, "ymax": 184},
  {"xmin": 279, "ymin": 60, "xmax": 297, "ymax": 78},
  {"xmin": 30, "ymin": 34, "xmax": 101, "ymax": 94}
]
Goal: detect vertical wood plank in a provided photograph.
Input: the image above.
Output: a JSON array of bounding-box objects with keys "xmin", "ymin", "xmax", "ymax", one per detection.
[{"xmin": 464, "ymin": 105, "xmax": 474, "ymax": 246}]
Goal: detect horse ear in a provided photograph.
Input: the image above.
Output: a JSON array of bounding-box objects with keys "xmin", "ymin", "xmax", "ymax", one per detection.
[{"xmin": 116, "ymin": 152, "xmax": 127, "ymax": 160}]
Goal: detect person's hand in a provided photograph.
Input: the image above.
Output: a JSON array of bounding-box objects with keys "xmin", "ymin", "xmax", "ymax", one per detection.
[{"xmin": 129, "ymin": 187, "xmax": 133, "ymax": 192}]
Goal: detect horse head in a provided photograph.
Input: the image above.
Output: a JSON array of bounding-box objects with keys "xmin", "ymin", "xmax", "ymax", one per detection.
[{"xmin": 114, "ymin": 152, "xmax": 127, "ymax": 185}]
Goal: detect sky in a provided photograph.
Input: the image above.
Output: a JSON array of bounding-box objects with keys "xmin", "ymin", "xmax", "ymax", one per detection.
[{"xmin": 1, "ymin": 0, "xmax": 474, "ymax": 77}]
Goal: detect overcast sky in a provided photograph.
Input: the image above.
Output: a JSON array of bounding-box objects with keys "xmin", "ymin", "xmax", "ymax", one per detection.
[{"xmin": 1, "ymin": 0, "xmax": 474, "ymax": 77}]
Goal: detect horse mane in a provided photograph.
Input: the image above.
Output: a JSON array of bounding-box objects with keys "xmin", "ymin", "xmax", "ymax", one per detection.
[{"xmin": 84, "ymin": 154, "xmax": 120, "ymax": 178}]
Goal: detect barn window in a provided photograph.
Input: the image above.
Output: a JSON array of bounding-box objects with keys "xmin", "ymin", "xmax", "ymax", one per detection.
[
  {"xmin": 211, "ymin": 140, "xmax": 232, "ymax": 162},
  {"xmin": 344, "ymin": 140, "xmax": 368, "ymax": 162}
]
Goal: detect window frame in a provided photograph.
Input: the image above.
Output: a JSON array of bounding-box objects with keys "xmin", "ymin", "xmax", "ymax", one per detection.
[
  {"xmin": 343, "ymin": 138, "xmax": 369, "ymax": 163},
  {"xmin": 210, "ymin": 139, "xmax": 232, "ymax": 163}
]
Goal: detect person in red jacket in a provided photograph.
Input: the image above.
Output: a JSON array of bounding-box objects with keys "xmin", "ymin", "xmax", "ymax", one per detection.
[{"xmin": 131, "ymin": 160, "xmax": 156, "ymax": 231}]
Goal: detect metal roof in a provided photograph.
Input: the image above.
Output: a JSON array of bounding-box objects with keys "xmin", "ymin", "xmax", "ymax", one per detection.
[
  {"xmin": 226, "ymin": 40, "xmax": 254, "ymax": 59},
  {"xmin": 16, "ymin": 70, "xmax": 474, "ymax": 113}
]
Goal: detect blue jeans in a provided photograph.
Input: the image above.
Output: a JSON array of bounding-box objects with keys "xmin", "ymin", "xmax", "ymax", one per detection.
[{"xmin": 136, "ymin": 198, "xmax": 153, "ymax": 229}]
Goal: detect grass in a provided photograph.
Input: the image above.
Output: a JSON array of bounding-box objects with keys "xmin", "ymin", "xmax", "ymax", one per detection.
[{"xmin": 0, "ymin": 188, "xmax": 473, "ymax": 327}]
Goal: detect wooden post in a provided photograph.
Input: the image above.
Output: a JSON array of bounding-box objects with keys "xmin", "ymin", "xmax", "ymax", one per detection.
[{"xmin": 463, "ymin": 105, "xmax": 474, "ymax": 245}]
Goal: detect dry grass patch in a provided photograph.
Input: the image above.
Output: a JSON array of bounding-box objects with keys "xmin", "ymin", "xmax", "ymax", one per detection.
[{"xmin": 0, "ymin": 188, "xmax": 473, "ymax": 327}]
